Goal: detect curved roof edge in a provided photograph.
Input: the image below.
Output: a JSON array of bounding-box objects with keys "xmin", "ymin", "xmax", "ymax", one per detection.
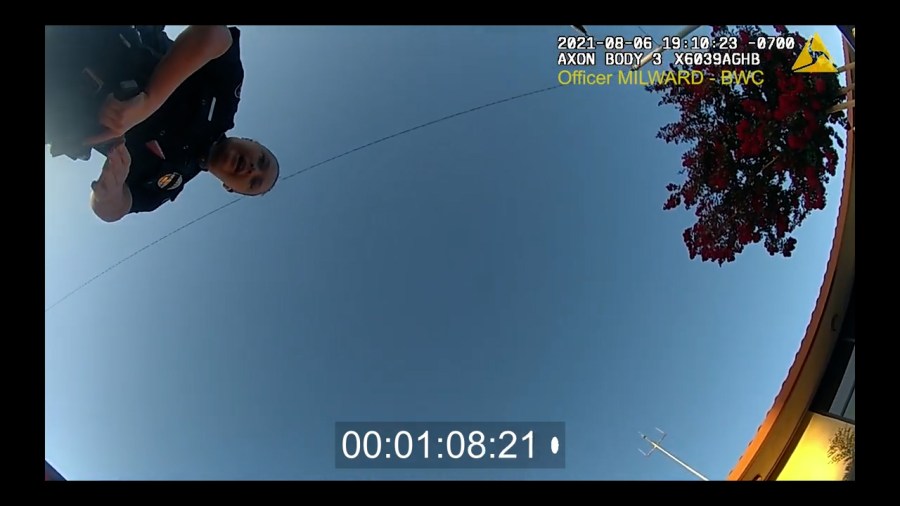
[{"xmin": 726, "ymin": 39, "xmax": 856, "ymax": 481}]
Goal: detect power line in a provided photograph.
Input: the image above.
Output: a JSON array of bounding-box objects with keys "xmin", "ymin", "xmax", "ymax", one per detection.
[
  {"xmin": 44, "ymin": 199, "xmax": 241, "ymax": 313},
  {"xmin": 45, "ymin": 83, "xmax": 564, "ymax": 314},
  {"xmin": 282, "ymin": 84, "xmax": 562, "ymax": 183}
]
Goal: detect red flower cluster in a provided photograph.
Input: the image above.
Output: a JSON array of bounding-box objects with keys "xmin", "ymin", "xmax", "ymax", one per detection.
[{"xmin": 646, "ymin": 25, "xmax": 850, "ymax": 265}]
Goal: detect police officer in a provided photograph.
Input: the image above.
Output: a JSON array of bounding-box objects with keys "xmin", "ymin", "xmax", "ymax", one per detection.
[{"xmin": 47, "ymin": 25, "xmax": 280, "ymax": 222}]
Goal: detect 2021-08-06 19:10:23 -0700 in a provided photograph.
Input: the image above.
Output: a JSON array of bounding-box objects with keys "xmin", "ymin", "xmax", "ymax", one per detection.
[
  {"xmin": 556, "ymin": 33, "xmax": 763, "ymax": 68},
  {"xmin": 334, "ymin": 422, "xmax": 566, "ymax": 469}
]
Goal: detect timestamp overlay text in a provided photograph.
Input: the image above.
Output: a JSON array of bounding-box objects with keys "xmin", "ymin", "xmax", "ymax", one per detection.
[
  {"xmin": 335, "ymin": 422, "xmax": 566, "ymax": 469},
  {"xmin": 556, "ymin": 33, "xmax": 769, "ymax": 89}
]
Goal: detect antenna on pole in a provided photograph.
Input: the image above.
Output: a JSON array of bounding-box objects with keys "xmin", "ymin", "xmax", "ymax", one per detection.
[{"xmin": 639, "ymin": 428, "xmax": 710, "ymax": 481}]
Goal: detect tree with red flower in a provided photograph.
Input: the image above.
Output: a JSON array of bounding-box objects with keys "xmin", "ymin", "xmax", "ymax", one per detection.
[{"xmin": 647, "ymin": 25, "xmax": 850, "ymax": 265}]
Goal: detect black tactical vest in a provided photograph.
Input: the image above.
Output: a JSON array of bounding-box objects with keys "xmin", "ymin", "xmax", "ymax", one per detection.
[{"xmin": 45, "ymin": 25, "xmax": 164, "ymax": 160}]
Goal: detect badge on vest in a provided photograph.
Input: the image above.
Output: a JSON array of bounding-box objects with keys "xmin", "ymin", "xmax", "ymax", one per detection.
[{"xmin": 157, "ymin": 172, "xmax": 183, "ymax": 191}]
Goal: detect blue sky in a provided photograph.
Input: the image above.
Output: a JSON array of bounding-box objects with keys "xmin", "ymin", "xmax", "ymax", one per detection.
[{"xmin": 45, "ymin": 25, "xmax": 849, "ymax": 480}]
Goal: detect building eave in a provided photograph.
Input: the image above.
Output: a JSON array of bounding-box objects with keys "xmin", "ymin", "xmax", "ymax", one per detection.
[{"xmin": 726, "ymin": 39, "xmax": 856, "ymax": 481}]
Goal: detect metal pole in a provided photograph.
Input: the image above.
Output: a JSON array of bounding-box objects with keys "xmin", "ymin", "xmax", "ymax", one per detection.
[
  {"xmin": 644, "ymin": 436, "xmax": 710, "ymax": 481},
  {"xmin": 632, "ymin": 25, "xmax": 704, "ymax": 71}
]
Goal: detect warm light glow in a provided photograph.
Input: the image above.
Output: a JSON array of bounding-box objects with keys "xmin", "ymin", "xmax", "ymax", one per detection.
[{"xmin": 777, "ymin": 413, "xmax": 854, "ymax": 480}]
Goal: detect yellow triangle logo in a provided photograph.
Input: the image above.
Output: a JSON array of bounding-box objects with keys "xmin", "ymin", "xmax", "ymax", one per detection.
[{"xmin": 792, "ymin": 33, "xmax": 838, "ymax": 73}]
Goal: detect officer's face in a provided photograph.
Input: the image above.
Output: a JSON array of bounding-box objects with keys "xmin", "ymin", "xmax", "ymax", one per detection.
[{"xmin": 207, "ymin": 137, "xmax": 279, "ymax": 196}]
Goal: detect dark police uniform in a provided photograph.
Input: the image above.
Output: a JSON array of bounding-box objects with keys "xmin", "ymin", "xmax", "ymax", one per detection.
[
  {"xmin": 123, "ymin": 26, "xmax": 245, "ymax": 214},
  {"xmin": 45, "ymin": 25, "xmax": 245, "ymax": 215},
  {"xmin": 45, "ymin": 25, "xmax": 160, "ymax": 157}
]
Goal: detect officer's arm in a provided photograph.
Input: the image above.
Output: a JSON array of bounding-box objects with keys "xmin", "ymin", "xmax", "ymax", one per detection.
[
  {"xmin": 141, "ymin": 26, "xmax": 233, "ymax": 116},
  {"xmin": 90, "ymin": 177, "xmax": 133, "ymax": 223},
  {"xmin": 90, "ymin": 143, "xmax": 133, "ymax": 223}
]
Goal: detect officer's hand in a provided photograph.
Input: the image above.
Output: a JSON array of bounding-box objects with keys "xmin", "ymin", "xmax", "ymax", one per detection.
[
  {"xmin": 84, "ymin": 92, "xmax": 152, "ymax": 147},
  {"xmin": 91, "ymin": 141, "xmax": 131, "ymax": 198}
]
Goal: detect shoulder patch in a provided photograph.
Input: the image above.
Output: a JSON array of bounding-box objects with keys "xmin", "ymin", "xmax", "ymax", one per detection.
[
  {"xmin": 157, "ymin": 172, "xmax": 183, "ymax": 191},
  {"xmin": 234, "ymin": 83, "xmax": 242, "ymax": 99}
]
